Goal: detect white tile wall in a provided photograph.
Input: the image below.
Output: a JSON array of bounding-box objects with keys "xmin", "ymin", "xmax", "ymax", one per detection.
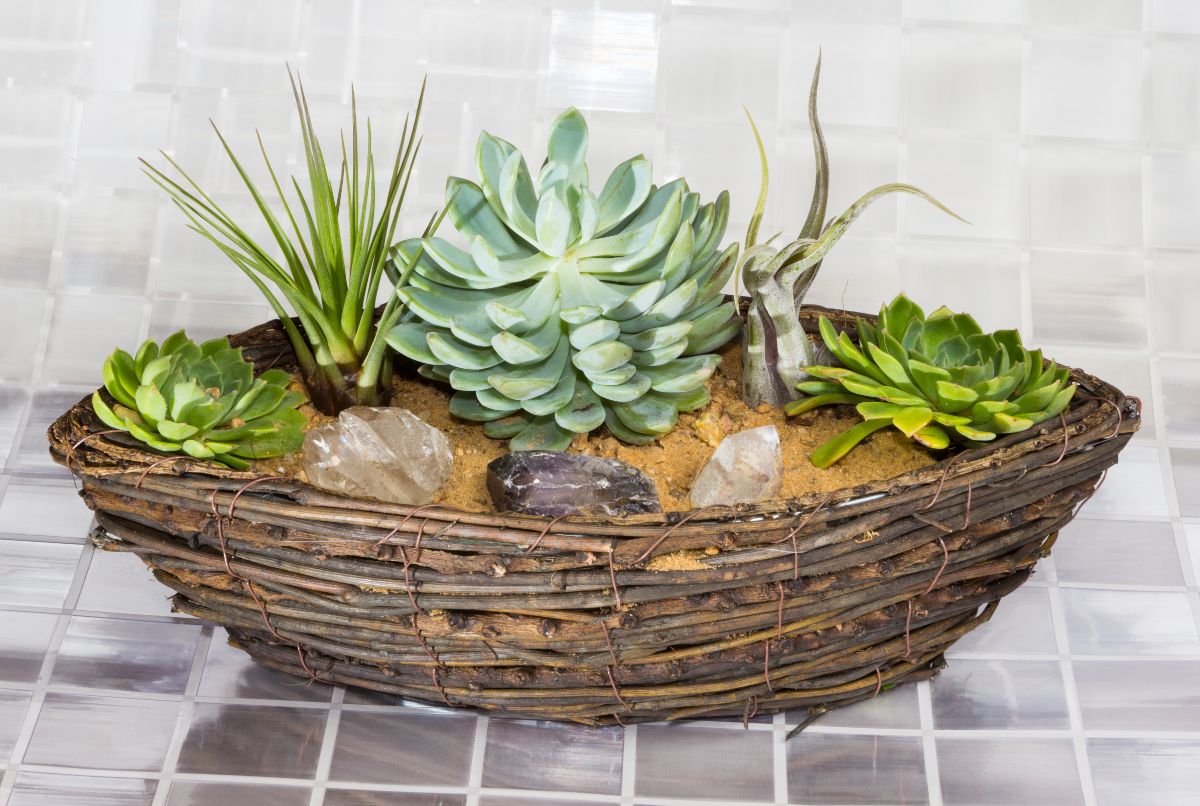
[{"xmin": 1, "ymin": 1, "xmax": 1198, "ymax": 804}]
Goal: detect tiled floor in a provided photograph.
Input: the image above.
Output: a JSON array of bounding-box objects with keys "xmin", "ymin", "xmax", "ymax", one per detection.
[{"xmin": 3, "ymin": 0, "xmax": 1200, "ymax": 804}]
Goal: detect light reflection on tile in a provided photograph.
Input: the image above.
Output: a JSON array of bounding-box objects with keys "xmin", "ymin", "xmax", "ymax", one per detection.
[
  {"xmin": 176, "ymin": 703, "xmax": 327, "ymax": 778},
  {"xmin": 1075, "ymin": 660, "xmax": 1200, "ymax": 730},
  {"xmin": 931, "ymin": 658, "xmax": 1069, "ymax": 729},
  {"xmin": 51, "ymin": 615, "xmax": 202, "ymax": 694},
  {"xmin": 8, "ymin": 771, "xmax": 157, "ymax": 806},
  {"xmin": 1054, "ymin": 518, "xmax": 1183, "ymax": 586},
  {"xmin": 1086, "ymin": 445, "xmax": 1170, "ymax": 518},
  {"xmin": 0, "ymin": 610, "xmax": 59, "ymax": 683},
  {"xmin": 482, "ymin": 719, "xmax": 623, "ymax": 795},
  {"xmin": 636, "ymin": 724, "xmax": 774, "ymax": 802},
  {"xmin": 1088, "ymin": 738, "xmax": 1200, "ymax": 806},
  {"xmin": 24, "ymin": 692, "xmax": 180, "ymax": 771},
  {"xmin": 0, "ymin": 539, "xmax": 82, "ymax": 608},
  {"xmin": 166, "ymin": 780, "xmax": 312, "ymax": 806},
  {"xmin": 0, "ymin": 687, "xmax": 33, "ymax": 759},
  {"xmin": 787, "ymin": 732, "xmax": 928, "ymax": 805},
  {"xmin": 0, "ymin": 476, "xmax": 94, "ymax": 538},
  {"xmin": 76, "ymin": 549, "xmax": 177, "ymax": 617},
  {"xmin": 330, "ymin": 709, "xmax": 476, "ymax": 786},
  {"xmin": 936, "ymin": 737, "xmax": 1083, "ymax": 806},
  {"xmin": 197, "ymin": 628, "xmax": 332, "ymax": 702},
  {"xmin": 326, "ymin": 793, "xmax": 467, "ymax": 806},
  {"xmin": 949, "ymin": 585, "xmax": 1057, "ymax": 655},
  {"xmin": 1061, "ymin": 588, "xmax": 1200, "ymax": 656}
]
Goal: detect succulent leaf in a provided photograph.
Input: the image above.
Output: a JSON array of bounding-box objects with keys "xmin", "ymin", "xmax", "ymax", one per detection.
[
  {"xmin": 93, "ymin": 331, "xmax": 307, "ymax": 468},
  {"xmin": 389, "ymin": 109, "xmax": 738, "ymax": 449},
  {"xmin": 791, "ymin": 294, "xmax": 1077, "ymax": 465}
]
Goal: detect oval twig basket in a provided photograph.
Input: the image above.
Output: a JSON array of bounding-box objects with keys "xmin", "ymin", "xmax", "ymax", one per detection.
[{"xmin": 49, "ymin": 306, "xmax": 1140, "ymax": 726}]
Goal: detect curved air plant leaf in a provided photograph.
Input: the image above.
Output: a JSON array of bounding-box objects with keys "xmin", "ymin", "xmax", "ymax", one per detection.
[{"xmin": 739, "ymin": 55, "xmax": 967, "ymax": 408}]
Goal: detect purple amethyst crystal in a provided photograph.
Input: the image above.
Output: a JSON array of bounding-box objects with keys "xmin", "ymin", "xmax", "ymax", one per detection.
[{"xmin": 486, "ymin": 451, "xmax": 661, "ymax": 517}]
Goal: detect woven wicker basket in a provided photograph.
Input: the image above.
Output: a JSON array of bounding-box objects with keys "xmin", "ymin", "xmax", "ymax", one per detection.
[{"xmin": 48, "ymin": 306, "xmax": 1140, "ymax": 726}]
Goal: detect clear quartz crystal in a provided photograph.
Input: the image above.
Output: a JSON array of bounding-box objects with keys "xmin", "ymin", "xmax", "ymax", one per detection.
[
  {"xmin": 301, "ymin": 407, "xmax": 453, "ymax": 505},
  {"xmin": 689, "ymin": 425, "xmax": 783, "ymax": 508}
]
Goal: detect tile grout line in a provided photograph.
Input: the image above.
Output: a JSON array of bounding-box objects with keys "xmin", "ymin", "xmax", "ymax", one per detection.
[
  {"xmin": 0, "ymin": 530, "xmax": 95, "ymax": 801},
  {"xmin": 1045, "ymin": 576, "xmax": 1098, "ymax": 806},
  {"xmin": 620, "ymin": 722, "xmax": 637, "ymax": 806},
  {"xmin": 771, "ymin": 711, "xmax": 788, "ymax": 805},
  {"xmin": 916, "ymin": 680, "xmax": 943, "ymax": 806},
  {"xmin": 463, "ymin": 715, "xmax": 488, "ymax": 806},
  {"xmin": 149, "ymin": 624, "xmax": 213, "ymax": 806},
  {"xmin": 307, "ymin": 685, "xmax": 345, "ymax": 806}
]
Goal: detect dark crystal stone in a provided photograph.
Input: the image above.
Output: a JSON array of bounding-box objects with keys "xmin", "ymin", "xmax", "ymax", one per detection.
[{"xmin": 486, "ymin": 451, "xmax": 662, "ymax": 517}]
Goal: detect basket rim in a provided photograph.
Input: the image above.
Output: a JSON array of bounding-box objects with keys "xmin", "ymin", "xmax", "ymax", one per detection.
[{"xmin": 48, "ymin": 304, "xmax": 1141, "ymax": 540}]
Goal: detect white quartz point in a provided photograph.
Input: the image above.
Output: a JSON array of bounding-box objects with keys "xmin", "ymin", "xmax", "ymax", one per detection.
[
  {"xmin": 301, "ymin": 406, "xmax": 453, "ymax": 505},
  {"xmin": 689, "ymin": 425, "xmax": 783, "ymax": 508}
]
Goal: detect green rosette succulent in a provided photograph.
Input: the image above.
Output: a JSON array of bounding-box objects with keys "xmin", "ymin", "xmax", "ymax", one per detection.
[
  {"xmin": 787, "ymin": 295, "xmax": 1077, "ymax": 468},
  {"xmin": 385, "ymin": 108, "xmax": 740, "ymax": 450},
  {"xmin": 91, "ymin": 331, "xmax": 307, "ymax": 470}
]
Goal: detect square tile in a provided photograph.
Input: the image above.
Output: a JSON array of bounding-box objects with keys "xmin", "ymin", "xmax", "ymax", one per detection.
[
  {"xmin": 1038, "ymin": 343, "xmax": 1157, "ymax": 437},
  {"xmin": 176, "ymin": 703, "xmax": 327, "ymax": 777},
  {"xmin": 0, "ymin": 476, "xmax": 93, "ymax": 539},
  {"xmin": 931, "ymin": 659, "xmax": 1069, "ymax": 729},
  {"xmin": 330, "ymin": 709, "xmax": 476, "ymax": 786},
  {"xmin": 196, "ymin": 628, "xmax": 332, "ymax": 702},
  {"xmin": 1031, "ymin": 0, "xmax": 1142, "ymax": 30},
  {"xmin": 1151, "ymin": 0, "xmax": 1200, "ymax": 33},
  {"xmin": 1075, "ymin": 660, "xmax": 1200, "ymax": 730},
  {"xmin": 75, "ymin": 549, "xmax": 176, "ymax": 617},
  {"xmin": 482, "ymin": 719, "xmax": 623, "ymax": 795},
  {"xmin": 1061, "ymin": 588, "xmax": 1200, "ymax": 656},
  {"xmin": 949, "ymin": 585, "xmax": 1057, "ymax": 655},
  {"xmin": 1171, "ymin": 447, "xmax": 1200, "ymax": 518},
  {"xmin": 0, "ymin": 386, "xmax": 30, "ymax": 467},
  {"xmin": 1030, "ymin": 141, "xmax": 1142, "ymax": 247},
  {"xmin": 636, "ymin": 723, "xmax": 774, "ymax": 802},
  {"xmin": 1054, "ymin": 518, "xmax": 1184, "ymax": 586},
  {"xmin": 801, "ymin": 236, "xmax": 900, "ymax": 314},
  {"xmin": 1088, "ymin": 738, "xmax": 1200, "ymax": 806},
  {"xmin": 60, "ymin": 192, "xmax": 158, "ymax": 290},
  {"xmin": 0, "ymin": 610, "xmax": 59, "ymax": 683},
  {"xmin": 787, "ymin": 732, "xmax": 927, "ymax": 805},
  {"xmin": 1151, "ymin": 150, "xmax": 1200, "ymax": 249},
  {"xmin": 43, "ymin": 292, "xmax": 145, "ymax": 385},
  {"xmin": 1030, "ymin": 248, "xmax": 1147, "ymax": 348},
  {"xmin": 1152, "ymin": 251, "xmax": 1200, "ymax": 352},
  {"xmin": 0, "ymin": 191, "xmax": 59, "ymax": 287},
  {"xmin": 1151, "ymin": 39, "xmax": 1200, "ymax": 147},
  {"xmin": 166, "ymin": 781, "xmax": 312, "ymax": 806},
  {"xmin": 8, "ymin": 771, "xmax": 156, "ymax": 806},
  {"xmin": 0, "ymin": 539, "xmax": 82, "ymax": 608},
  {"xmin": 74, "ymin": 91, "xmax": 172, "ymax": 188},
  {"xmin": 547, "ymin": 9, "xmax": 658, "ymax": 114},
  {"xmin": 1030, "ymin": 36, "xmax": 1143, "ymax": 141},
  {"xmin": 24, "ymin": 691, "xmax": 180, "ymax": 771},
  {"xmin": 1085, "ymin": 444, "xmax": 1169, "ymax": 518},
  {"xmin": 906, "ymin": 136, "xmax": 1021, "ymax": 241},
  {"xmin": 0, "ymin": 288, "xmax": 49, "ymax": 380},
  {"xmin": 0, "ymin": 687, "xmax": 33, "ymax": 759},
  {"xmin": 10, "ymin": 388, "xmax": 92, "ymax": 476},
  {"xmin": 327, "ymin": 793, "xmax": 467, "ymax": 806},
  {"xmin": 906, "ymin": 28, "xmax": 1022, "ymax": 134},
  {"xmin": 51, "ymin": 615, "xmax": 202, "ymax": 694},
  {"xmin": 809, "ymin": 679, "xmax": 920, "ymax": 729},
  {"xmin": 663, "ymin": 8, "xmax": 779, "ymax": 122},
  {"xmin": 936, "ymin": 737, "xmax": 1083, "ymax": 806},
  {"xmin": 783, "ymin": 24, "xmax": 901, "ymax": 128},
  {"xmin": 901, "ymin": 240, "xmax": 1022, "ymax": 332}
]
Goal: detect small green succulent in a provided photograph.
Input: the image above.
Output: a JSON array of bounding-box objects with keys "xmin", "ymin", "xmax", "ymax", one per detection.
[
  {"xmin": 386, "ymin": 108, "xmax": 739, "ymax": 450},
  {"xmin": 92, "ymin": 331, "xmax": 307, "ymax": 469},
  {"xmin": 787, "ymin": 295, "xmax": 1077, "ymax": 468}
]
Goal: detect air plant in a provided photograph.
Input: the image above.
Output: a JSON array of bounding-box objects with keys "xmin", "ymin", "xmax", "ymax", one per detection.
[
  {"xmin": 142, "ymin": 68, "xmax": 430, "ymax": 415},
  {"xmin": 739, "ymin": 56, "xmax": 965, "ymax": 408},
  {"xmin": 788, "ymin": 294, "xmax": 1077, "ymax": 467}
]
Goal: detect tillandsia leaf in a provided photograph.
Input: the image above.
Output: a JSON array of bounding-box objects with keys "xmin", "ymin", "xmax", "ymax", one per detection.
[
  {"xmin": 738, "ymin": 56, "xmax": 965, "ymax": 408},
  {"xmin": 93, "ymin": 331, "xmax": 307, "ymax": 469},
  {"xmin": 788, "ymin": 293, "xmax": 1078, "ymax": 466},
  {"xmin": 142, "ymin": 67, "xmax": 428, "ymax": 416},
  {"xmin": 387, "ymin": 107, "xmax": 740, "ymax": 450}
]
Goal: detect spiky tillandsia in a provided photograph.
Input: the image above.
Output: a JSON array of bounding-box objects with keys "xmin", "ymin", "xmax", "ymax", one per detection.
[
  {"xmin": 385, "ymin": 108, "xmax": 740, "ymax": 450},
  {"xmin": 141, "ymin": 68, "xmax": 431, "ymax": 416},
  {"xmin": 91, "ymin": 331, "xmax": 307, "ymax": 470},
  {"xmin": 786, "ymin": 294, "xmax": 1077, "ymax": 468},
  {"xmin": 738, "ymin": 55, "xmax": 966, "ymax": 408}
]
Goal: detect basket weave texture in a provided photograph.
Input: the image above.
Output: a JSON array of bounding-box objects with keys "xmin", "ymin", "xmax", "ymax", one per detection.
[{"xmin": 48, "ymin": 307, "xmax": 1140, "ymax": 726}]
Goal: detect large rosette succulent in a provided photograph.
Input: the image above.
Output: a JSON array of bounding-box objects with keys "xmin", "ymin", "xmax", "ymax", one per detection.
[{"xmin": 386, "ymin": 109, "xmax": 739, "ymax": 450}]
